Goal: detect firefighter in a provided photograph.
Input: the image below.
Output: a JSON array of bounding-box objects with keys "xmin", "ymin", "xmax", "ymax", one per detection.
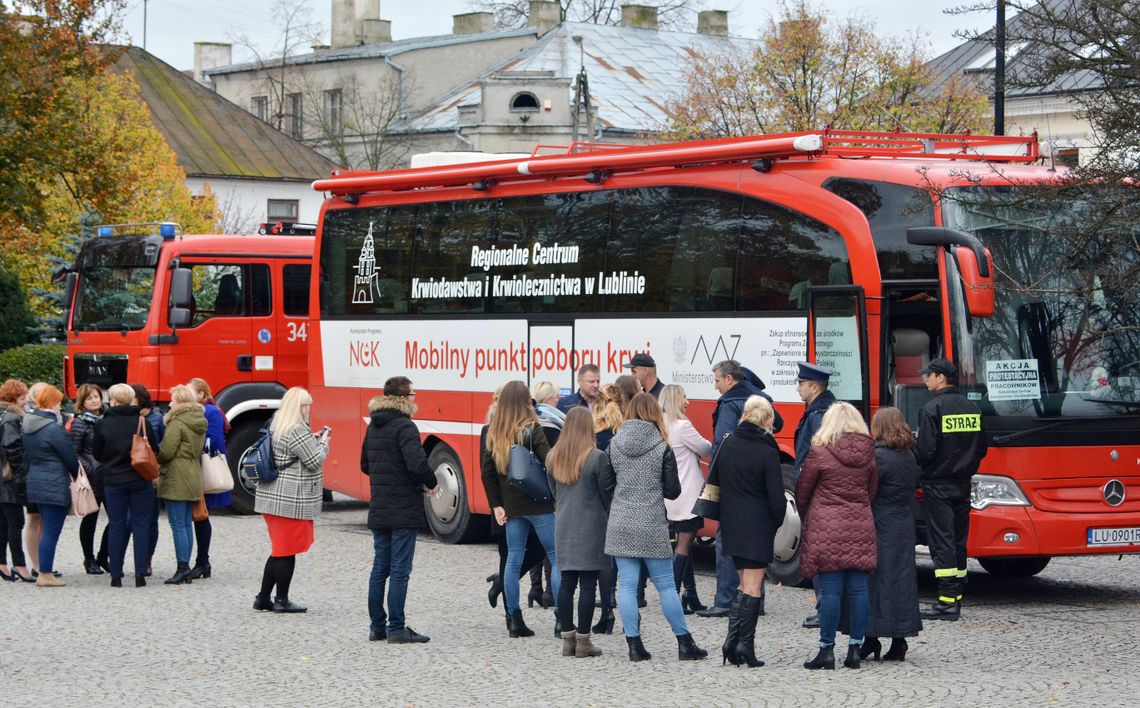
[{"xmin": 914, "ymin": 358, "xmax": 987, "ymax": 621}]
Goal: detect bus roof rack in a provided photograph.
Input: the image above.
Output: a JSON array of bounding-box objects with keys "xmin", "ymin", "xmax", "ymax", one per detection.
[{"xmin": 312, "ymin": 129, "xmax": 1040, "ymax": 197}]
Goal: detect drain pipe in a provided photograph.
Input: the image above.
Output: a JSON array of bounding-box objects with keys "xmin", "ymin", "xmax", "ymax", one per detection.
[{"xmin": 454, "ymin": 127, "xmax": 475, "ymax": 149}]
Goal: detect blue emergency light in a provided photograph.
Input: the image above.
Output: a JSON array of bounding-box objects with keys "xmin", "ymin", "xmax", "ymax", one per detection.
[
  {"xmin": 159, "ymin": 223, "xmax": 177, "ymax": 238},
  {"xmin": 97, "ymin": 226, "xmax": 113, "ymax": 237}
]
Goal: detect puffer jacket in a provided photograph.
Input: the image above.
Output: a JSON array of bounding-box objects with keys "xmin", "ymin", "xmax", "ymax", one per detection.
[
  {"xmin": 157, "ymin": 405, "xmax": 208, "ymax": 501},
  {"xmin": 795, "ymin": 432, "xmax": 878, "ymax": 578},
  {"xmin": 23, "ymin": 411, "xmax": 80, "ymax": 508},
  {"xmin": 0, "ymin": 402, "xmax": 27, "ymax": 505},
  {"xmin": 361, "ymin": 396, "xmax": 436, "ymax": 529},
  {"xmin": 69, "ymin": 411, "xmax": 102, "ymax": 495}
]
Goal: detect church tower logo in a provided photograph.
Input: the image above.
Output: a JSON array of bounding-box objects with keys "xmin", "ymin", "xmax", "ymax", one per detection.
[{"xmin": 352, "ymin": 221, "xmax": 379, "ymax": 304}]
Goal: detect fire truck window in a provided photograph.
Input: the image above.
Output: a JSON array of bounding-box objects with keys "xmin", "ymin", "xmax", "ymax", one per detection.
[
  {"xmin": 283, "ymin": 265, "xmax": 311, "ymax": 316},
  {"xmin": 249, "ymin": 264, "xmax": 271, "ymax": 316},
  {"xmin": 188, "ymin": 265, "xmax": 245, "ymax": 325},
  {"xmin": 737, "ymin": 198, "xmax": 851, "ymax": 312}
]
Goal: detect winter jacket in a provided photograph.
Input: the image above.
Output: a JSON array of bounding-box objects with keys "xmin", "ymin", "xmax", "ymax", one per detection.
[
  {"xmin": 551, "ymin": 448, "xmax": 615, "ymax": 571},
  {"xmin": 255, "ymin": 420, "xmax": 328, "ymax": 520},
  {"xmin": 793, "ymin": 389, "xmax": 838, "ymax": 477},
  {"xmin": 480, "ymin": 422, "xmax": 553, "ymax": 517},
  {"xmin": 713, "ymin": 380, "xmax": 783, "ymax": 455},
  {"xmin": 361, "ymin": 396, "xmax": 436, "ymax": 529},
  {"xmin": 795, "ymin": 432, "xmax": 878, "ymax": 578},
  {"xmin": 23, "ymin": 411, "xmax": 80, "ymax": 508},
  {"xmin": 604, "ymin": 419, "xmax": 681, "ymax": 560},
  {"xmin": 867, "ymin": 444, "xmax": 923, "ymax": 639},
  {"xmin": 664, "ymin": 419, "xmax": 711, "ymax": 522},
  {"xmin": 714, "ymin": 422, "xmax": 786, "ymax": 563},
  {"xmin": 914, "ymin": 387, "xmax": 988, "ymax": 485},
  {"xmin": 535, "ymin": 402, "xmax": 564, "ymax": 448},
  {"xmin": 94, "ymin": 405, "xmax": 158, "ymax": 486},
  {"xmin": 157, "ymin": 405, "xmax": 208, "ymax": 501},
  {"xmin": 69, "ymin": 411, "xmax": 102, "ymax": 492},
  {"xmin": 0, "ymin": 403, "xmax": 27, "ymax": 505},
  {"xmin": 556, "ymin": 390, "xmax": 593, "ymax": 414},
  {"xmin": 202, "ymin": 403, "xmax": 227, "ymax": 455}
]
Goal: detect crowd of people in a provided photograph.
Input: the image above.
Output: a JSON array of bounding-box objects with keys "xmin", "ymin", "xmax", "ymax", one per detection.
[{"xmin": 0, "ymin": 350, "xmax": 986, "ymax": 669}]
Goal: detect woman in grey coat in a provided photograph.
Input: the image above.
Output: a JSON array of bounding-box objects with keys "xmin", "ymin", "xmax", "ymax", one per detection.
[
  {"xmin": 548, "ymin": 408, "xmax": 615, "ymax": 659},
  {"xmin": 604, "ymin": 393, "xmax": 707, "ymax": 663}
]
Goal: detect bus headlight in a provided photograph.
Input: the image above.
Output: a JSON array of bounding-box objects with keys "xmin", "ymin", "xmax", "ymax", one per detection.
[{"xmin": 971, "ymin": 475, "xmax": 1031, "ymax": 510}]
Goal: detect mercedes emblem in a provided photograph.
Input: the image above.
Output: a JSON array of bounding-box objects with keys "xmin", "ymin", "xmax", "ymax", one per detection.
[{"xmin": 1103, "ymin": 480, "xmax": 1126, "ymax": 507}]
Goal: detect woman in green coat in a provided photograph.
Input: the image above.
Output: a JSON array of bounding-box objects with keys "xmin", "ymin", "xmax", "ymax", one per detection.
[{"xmin": 157, "ymin": 384, "xmax": 207, "ymax": 585}]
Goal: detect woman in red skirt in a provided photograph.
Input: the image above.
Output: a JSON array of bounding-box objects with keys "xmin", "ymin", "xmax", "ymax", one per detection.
[{"xmin": 253, "ymin": 387, "xmax": 329, "ymax": 613}]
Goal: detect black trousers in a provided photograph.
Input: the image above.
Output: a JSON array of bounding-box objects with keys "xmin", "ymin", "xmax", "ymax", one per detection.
[
  {"xmin": 924, "ymin": 483, "xmax": 970, "ymax": 603},
  {"xmin": 0, "ymin": 502, "xmax": 26, "ymax": 566},
  {"xmin": 558, "ymin": 570, "xmax": 599, "ymax": 634}
]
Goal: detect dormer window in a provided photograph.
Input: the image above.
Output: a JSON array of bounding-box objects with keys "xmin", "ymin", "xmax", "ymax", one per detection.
[{"xmin": 510, "ymin": 92, "xmax": 540, "ymax": 112}]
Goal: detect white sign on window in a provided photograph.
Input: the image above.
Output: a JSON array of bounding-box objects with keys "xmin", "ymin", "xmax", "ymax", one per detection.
[
  {"xmin": 986, "ymin": 359, "xmax": 1041, "ymax": 401},
  {"xmin": 814, "ymin": 316, "xmax": 862, "ymax": 401}
]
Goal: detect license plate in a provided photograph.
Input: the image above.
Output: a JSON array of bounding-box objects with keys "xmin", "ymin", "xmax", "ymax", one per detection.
[{"xmin": 1087, "ymin": 526, "xmax": 1140, "ymax": 546}]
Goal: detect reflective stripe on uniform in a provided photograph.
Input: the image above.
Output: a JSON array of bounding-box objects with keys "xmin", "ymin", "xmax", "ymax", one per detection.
[
  {"xmin": 942, "ymin": 413, "xmax": 981, "ymax": 432},
  {"xmin": 956, "ymin": 568, "xmax": 968, "ymax": 578},
  {"xmin": 934, "ymin": 568, "xmax": 957, "ymax": 578},
  {"xmin": 938, "ymin": 596, "xmax": 958, "ymax": 604}
]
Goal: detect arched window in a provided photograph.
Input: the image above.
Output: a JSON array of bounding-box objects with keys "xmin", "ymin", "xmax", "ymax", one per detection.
[{"xmin": 510, "ymin": 92, "xmax": 540, "ymax": 112}]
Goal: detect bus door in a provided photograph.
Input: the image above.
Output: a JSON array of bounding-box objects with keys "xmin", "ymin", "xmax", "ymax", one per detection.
[
  {"xmin": 880, "ymin": 279, "xmax": 942, "ymax": 426},
  {"xmin": 528, "ymin": 323, "xmax": 576, "ymax": 396},
  {"xmin": 807, "ymin": 285, "xmax": 870, "ymax": 419}
]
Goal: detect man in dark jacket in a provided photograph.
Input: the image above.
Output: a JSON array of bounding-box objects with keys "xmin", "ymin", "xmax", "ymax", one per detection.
[
  {"xmin": 362, "ymin": 376, "xmax": 438, "ymax": 644},
  {"xmin": 698, "ymin": 360, "xmax": 783, "ymax": 618},
  {"xmin": 914, "ymin": 358, "xmax": 987, "ymax": 621},
  {"xmin": 624, "ymin": 353, "xmax": 665, "ymax": 399},
  {"xmin": 556, "ymin": 364, "xmax": 601, "ymax": 413}
]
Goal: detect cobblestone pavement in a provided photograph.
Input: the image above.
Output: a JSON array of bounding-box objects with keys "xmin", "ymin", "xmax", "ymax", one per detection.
[{"xmin": 3, "ymin": 499, "xmax": 1139, "ymax": 707}]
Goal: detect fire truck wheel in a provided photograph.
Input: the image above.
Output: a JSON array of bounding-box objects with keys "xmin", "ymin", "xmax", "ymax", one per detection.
[
  {"xmin": 767, "ymin": 462, "xmax": 810, "ymax": 588},
  {"xmin": 226, "ymin": 419, "xmax": 265, "ymax": 515},
  {"xmin": 978, "ymin": 556, "xmax": 1051, "ymax": 578},
  {"xmin": 423, "ymin": 444, "xmax": 488, "ymax": 544}
]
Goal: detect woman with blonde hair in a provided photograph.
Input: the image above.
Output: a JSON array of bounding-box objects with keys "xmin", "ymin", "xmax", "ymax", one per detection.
[
  {"xmin": 547, "ymin": 407, "xmax": 615, "ymax": 658},
  {"xmin": 592, "ymin": 383, "xmax": 624, "ymax": 451},
  {"xmin": 22, "ymin": 384, "xmax": 79, "ymax": 586},
  {"xmin": 0, "ymin": 378, "xmax": 34, "ymax": 582},
  {"xmin": 187, "ymin": 377, "xmax": 228, "ymax": 579},
  {"xmin": 254, "ymin": 386, "xmax": 329, "ymax": 613},
  {"xmin": 713, "ymin": 395, "xmax": 786, "ymax": 667},
  {"xmin": 660, "ymin": 384, "xmax": 712, "ymax": 614},
  {"xmin": 796, "ymin": 401, "xmax": 878, "ymax": 670},
  {"xmin": 157, "ymin": 384, "xmax": 207, "ymax": 585},
  {"xmin": 605, "ymin": 392, "xmax": 707, "ymax": 662},
  {"xmin": 480, "ymin": 379, "xmax": 560, "ymax": 638}
]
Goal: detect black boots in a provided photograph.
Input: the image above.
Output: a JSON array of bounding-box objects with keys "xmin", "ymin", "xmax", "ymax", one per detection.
[
  {"xmin": 843, "ymin": 644, "xmax": 861, "ymax": 669},
  {"xmin": 164, "ymin": 562, "xmax": 194, "ymax": 585},
  {"xmin": 188, "ymin": 562, "xmax": 212, "ymax": 580},
  {"xmin": 921, "ymin": 599, "xmax": 961, "ymax": 621},
  {"xmin": 253, "ymin": 594, "xmax": 274, "ymax": 611},
  {"xmin": 732, "ymin": 594, "xmax": 764, "ymax": 668},
  {"xmin": 626, "ymin": 635, "xmax": 651, "ymax": 662},
  {"xmin": 883, "ymin": 638, "xmax": 909, "ymax": 661},
  {"xmin": 84, "ymin": 559, "xmax": 105, "ymax": 575},
  {"xmin": 110, "ymin": 576, "xmax": 122, "ymax": 587},
  {"xmin": 804, "ymin": 644, "xmax": 835, "ymax": 670},
  {"xmin": 486, "ymin": 573, "xmax": 503, "ymax": 608},
  {"xmin": 508, "ymin": 610, "xmax": 535, "ymax": 638},
  {"xmin": 677, "ymin": 633, "xmax": 708, "ymax": 661},
  {"xmin": 273, "ymin": 596, "xmax": 307, "ymax": 613},
  {"xmin": 859, "ymin": 636, "xmax": 882, "ymax": 661},
  {"xmin": 721, "ymin": 591, "xmax": 746, "ymax": 665},
  {"xmin": 592, "ymin": 608, "xmax": 615, "ymax": 634}
]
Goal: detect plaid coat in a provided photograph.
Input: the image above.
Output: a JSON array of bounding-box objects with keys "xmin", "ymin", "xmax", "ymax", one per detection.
[{"xmin": 254, "ymin": 421, "xmax": 328, "ymax": 520}]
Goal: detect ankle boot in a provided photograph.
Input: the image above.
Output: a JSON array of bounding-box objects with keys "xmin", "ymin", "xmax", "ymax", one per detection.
[
  {"xmin": 883, "ymin": 638, "xmax": 908, "ymax": 661},
  {"xmin": 273, "ymin": 596, "xmax": 307, "ymax": 613},
  {"xmin": 859, "ymin": 636, "xmax": 882, "ymax": 661},
  {"xmin": 721, "ymin": 591, "xmax": 746, "ymax": 666},
  {"xmin": 135, "ymin": 576, "xmax": 147, "ymax": 588},
  {"xmin": 486, "ymin": 573, "xmax": 503, "ymax": 608},
  {"xmin": 575, "ymin": 633, "xmax": 602, "ymax": 658},
  {"xmin": 592, "ymin": 608, "xmax": 615, "ymax": 635},
  {"xmin": 626, "ymin": 635, "xmax": 651, "ymax": 662},
  {"xmin": 677, "ymin": 632, "xmax": 708, "ymax": 661},
  {"xmin": 681, "ymin": 558, "xmax": 707, "ymax": 613},
  {"xmin": 164, "ymin": 562, "xmax": 194, "ymax": 585},
  {"xmin": 526, "ymin": 583, "xmax": 544, "ymax": 608},
  {"xmin": 253, "ymin": 593, "xmax": 274, "ymax": 611},
  {"xmin": 561, "ymin": 630, "xmax": 577, "ymax": 657},
  {"xmin": 110, "ymin": 576, "xmax": 122, "ymax": 587},
  {"xmin": 732, "ymin": 593, "xmax": 764, "ymax": 668},
  {"xmin": 188, "ymin": 561, "xmax": 211, "ymax": 580},
  {"xmin": 843, "ymin": 644, "xmax": 861, "ymax": 669},
  {"xmin": 507, "ymin": 610, "xmax": 535, "ymax": 638},
  {"xmin": 804, "ymin": 644, "xmax": 835, "ymax": 670}
]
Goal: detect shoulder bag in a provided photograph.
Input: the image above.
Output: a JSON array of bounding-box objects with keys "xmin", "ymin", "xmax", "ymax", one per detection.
[
  {"xmin": 506, "ymin": 426, "xmax": 553, "ymax": 503},
  {"xmin": 691, "ymin": 432, "xmax": 731, "ymax": 521},
  {"xmin": 69, "ymin": 463, "xmax": 99, "ymax": 517},
  {"xmin": 201, "ymin": 439, "xmax": 234, "ymax": 494},
  {"xmin": 131, "ymin": 416, "xmax": 160, "ymax": 481}
]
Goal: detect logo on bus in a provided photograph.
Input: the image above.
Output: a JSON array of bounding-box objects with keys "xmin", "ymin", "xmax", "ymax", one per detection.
[
  {"xmin": 349, "ymin": 340, "xmax": 382, "ymax": 368},
  {"xmin": 688, "ymin": 334, "xmax": 743, "ymax": 365},
  {"xmin": 353, "ymin": 221, "xmax": 380, "ymax": 305}
]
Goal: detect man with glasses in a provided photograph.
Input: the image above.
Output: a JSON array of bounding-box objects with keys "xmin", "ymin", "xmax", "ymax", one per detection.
[{"xmin": 792, "ymin": 361, "xmax": 836, "ymax": 629}]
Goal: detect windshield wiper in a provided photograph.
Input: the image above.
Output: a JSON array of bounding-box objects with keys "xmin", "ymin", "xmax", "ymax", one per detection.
[{"xmin": 992, "ymin": 421, "xmax": 1068, "ymax": 445}]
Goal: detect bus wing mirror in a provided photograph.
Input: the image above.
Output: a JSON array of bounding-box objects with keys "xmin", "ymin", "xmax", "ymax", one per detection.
[
  {"xmin": 951, "ymin": 245, "xmax": 995, "ymax": 318},
  {"xmin": 906, "ymin": 227, "xmax": 991, "ymax": 278},
  {"xmin": 64, "ymin": 272, "xmax": 78, "ymax": 330},
  {"xmin": 169, "ymin": 307, "xmax": 191, "ymax": 328},
  {"xmin": 170, "ymin": 268, "xmax": 192, "ymax": 308}
]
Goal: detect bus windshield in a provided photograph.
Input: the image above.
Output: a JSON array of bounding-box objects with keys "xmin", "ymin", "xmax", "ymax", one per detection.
[
  {"xmin": 943, "ymin": 187, "xmax": 1140, "ymax": 418},
  {"xmin": 72, "ymin": 237, "xmax": 161, "ymax": 332}
]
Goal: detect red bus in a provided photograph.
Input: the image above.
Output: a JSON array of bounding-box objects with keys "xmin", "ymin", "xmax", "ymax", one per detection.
[
  {"xmin": 306, "ymin": 129, "xmax": 1140, "ymax": 585},
  {"xmin": 63, "ymin": 223, "xmax": 313, "ymax": 512}
]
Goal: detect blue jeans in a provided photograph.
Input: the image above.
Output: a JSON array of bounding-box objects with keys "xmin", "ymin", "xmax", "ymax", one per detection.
[
  {"xmin": 615, "ymin": 556, "xmax": 689, "ymax": 637},
  {"xmin": 38, "ymin": 504, "xmax": 69, "ymax": 573},
  {"xmin": 713, "ymin": 529, "xmax": 739, "ymax": 608},
  {"xmin": 817, "ymin": 570, "xmax": 869, "ymax": 647},
  {"xmin": 504, "ymin": 514, "xmax": 560, "ymax": 614},
  {"xmin": 165, "ymin": 500, "xmax": 195, "ymax": 565},
  {"xmin": 105, "ymin": 480, "xmax": 156, "ymax": 578},
  {"xmin": 369, "ymin": 528, "xmax": 418, "ymax": 633}
]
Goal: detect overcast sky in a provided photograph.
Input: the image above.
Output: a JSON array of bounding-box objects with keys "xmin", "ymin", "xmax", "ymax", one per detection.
[{"xmin": 123, "ymin": 1, "xmax": 994, "ymax": 71}]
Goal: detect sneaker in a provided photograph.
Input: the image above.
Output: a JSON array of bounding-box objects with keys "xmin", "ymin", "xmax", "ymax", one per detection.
[{"xmin": 387, "ymin": 627, "xmax": 430, "ymax": 644}]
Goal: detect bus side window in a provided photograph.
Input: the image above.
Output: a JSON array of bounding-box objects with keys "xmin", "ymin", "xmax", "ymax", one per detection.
[{"xmin": 666, "ymin": 187, "xmax": 740, "ymax": 313}]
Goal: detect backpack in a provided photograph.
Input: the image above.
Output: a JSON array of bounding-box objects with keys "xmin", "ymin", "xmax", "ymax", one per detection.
[{"xmin": 239, "ymin": 427, "xmax": 280, "ymax": 485}]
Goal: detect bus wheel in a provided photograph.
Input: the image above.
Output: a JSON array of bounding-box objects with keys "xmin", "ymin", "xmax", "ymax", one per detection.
[
  {"xmin": 226, "ymin": 420, "xmax": 265, "ymax": 515},
  {"xmin": 978, "ymin": 556, "xmax": 1051, "ymax": 578},
  {"xmin": 767, "ymin": 463, "xmax": 809, "ymax": 588},
  {"xmin": 424, "ymin": 445, "xmax": 486, "ymax": 544}
]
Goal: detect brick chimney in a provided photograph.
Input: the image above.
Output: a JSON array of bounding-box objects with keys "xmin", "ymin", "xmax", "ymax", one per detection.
[
  {"xmin": 529, "ymin": 1, "xmax": 561, "ymax": 37},
  {"xmin": 193, "ymin": 42, "xmax": 232, "ymax": 86},
  {"xmin": 454, "ymin": 12, "xmax": 493, "ymax": 36},
  {"xmin": 620, "ymin": 4, "xmax": 658, "ymax": 30},
  {"xmin": 697, "ymin": 10, "xmax": 728, "ymax": 36}
]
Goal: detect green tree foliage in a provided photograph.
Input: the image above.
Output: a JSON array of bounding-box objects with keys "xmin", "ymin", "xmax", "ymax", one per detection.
[
  {"xmin": 0, "ymin": 265, "xmax": 35, "ymax": 351},
  {"xmin": 0, "ymin": 344, "xmax": 65, "ymax": 389}
]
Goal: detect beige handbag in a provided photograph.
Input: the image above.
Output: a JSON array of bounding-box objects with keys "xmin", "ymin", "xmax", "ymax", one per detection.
[
  {"xmin": 201, "ymin": 441, "xmax": 234, "ymax": 494},
  {"xmin": 70, "ymin": 464, "xmax": 99, "ymax": 517}
]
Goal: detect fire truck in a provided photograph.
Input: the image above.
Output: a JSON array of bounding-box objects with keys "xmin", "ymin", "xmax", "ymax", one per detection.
[{"xmin": 62, "ymin": 222, "xmax": 314, "ymax": 512}]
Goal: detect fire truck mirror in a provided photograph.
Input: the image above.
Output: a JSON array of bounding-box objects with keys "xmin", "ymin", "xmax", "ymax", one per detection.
[
  {"xmin": 170, "ymin": 268, "xmax": 193, "ymax": 308},
  {"xmin": 169, "ymin": 307, "xmax": 191, "ymax": 328}
]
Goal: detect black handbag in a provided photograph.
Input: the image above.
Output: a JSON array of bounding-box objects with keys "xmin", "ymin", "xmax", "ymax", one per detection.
[
  {"xmin": 691, "ymin": 433, "xmax": 730, "ymax": 521},
  {"xmin": 506, "ymin": 426, "xmax": 553, "ymax": 503}
]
